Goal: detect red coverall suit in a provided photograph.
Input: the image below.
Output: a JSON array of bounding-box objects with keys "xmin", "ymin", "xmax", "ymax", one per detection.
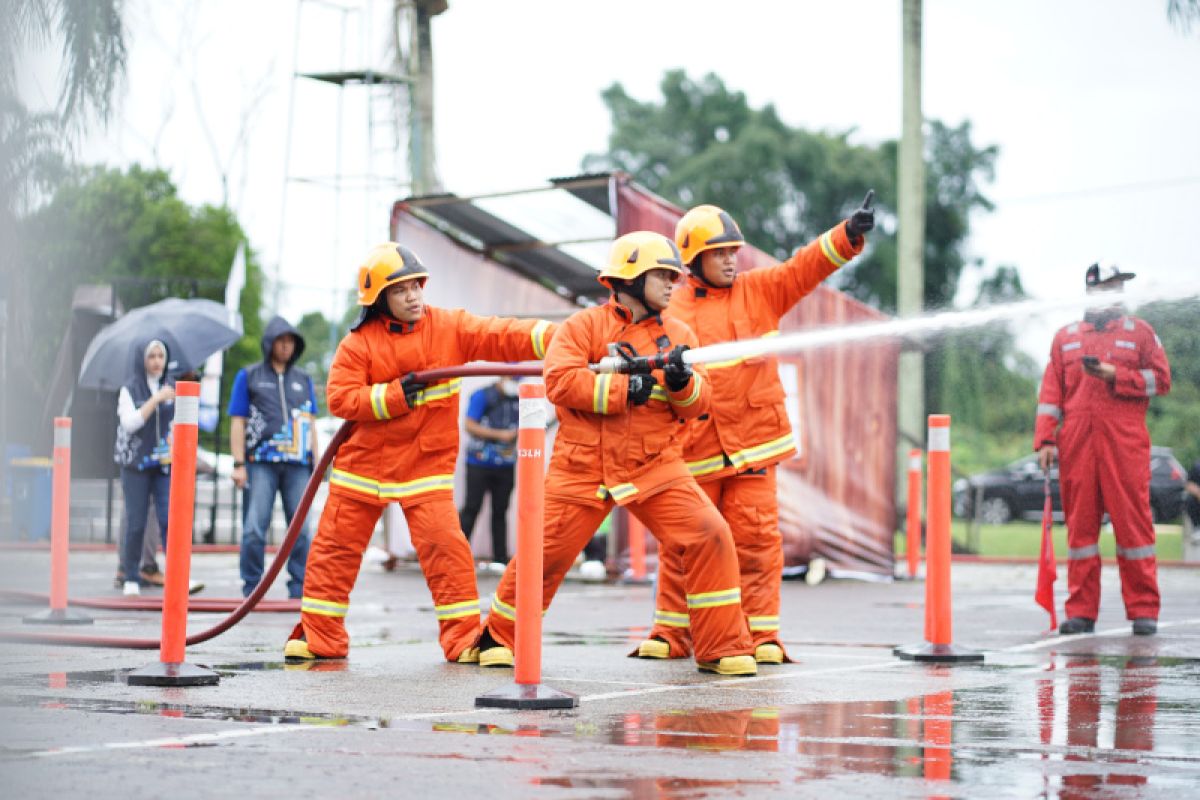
[
  {"xmin": 483, "ymin": 299, "xmax": 754, "ymax": 665},
  {"xmin": 292, "ymin": 309, "xmax": 554, "ymax": 661},
  {"xmin": 647, "ymin": 223, "xmax": 863, "ymax": 657},
  {"xmin": 1034, "ymin": 313, "xmax": 1170, "ymax": 622}
]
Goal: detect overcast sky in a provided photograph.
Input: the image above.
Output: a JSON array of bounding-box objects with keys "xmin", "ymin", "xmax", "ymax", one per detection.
[{"xmin": 22, "ymin": 0, "xmax": 1200, "ymax": 355}]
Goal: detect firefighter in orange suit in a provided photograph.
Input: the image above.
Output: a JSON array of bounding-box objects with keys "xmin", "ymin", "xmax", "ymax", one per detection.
[
  {"xmin": 478, "ymin": 231, "xmax": 757, "ymax": 676},
  {"xmin": 284, "ymin": 243, "xmax": 555, "ymax": 664},
  {"xmin": 637, "ymin": 194, "xmax": 873, "ymax": 665}
]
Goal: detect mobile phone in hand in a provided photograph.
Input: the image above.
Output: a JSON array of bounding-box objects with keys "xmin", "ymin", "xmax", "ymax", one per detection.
[{"xmin": 1082, "ymin": 355, "xmax": 1100, "ymax": 368}]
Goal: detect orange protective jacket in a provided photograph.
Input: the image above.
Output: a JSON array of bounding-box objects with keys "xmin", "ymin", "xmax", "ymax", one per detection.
[
  {"xmin": 326, "ymin": 308, "xmax": 554, "ymax": 505},
  {"xmin": 545, "ymin": 299, "xmax": 710, "ymax": 507},
  {"xmin": 667, "ymin": 223, "xmax": 863, "ymax": 481}
]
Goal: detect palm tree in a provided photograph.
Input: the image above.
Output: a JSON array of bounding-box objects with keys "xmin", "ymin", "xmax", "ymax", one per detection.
[
  {"xmin": 1168, "ymin": 0, "xmax": 1200, "ymax": 33},
  {"xmin": 1, "ymin": 0, "xmax": 126, "ymax": 452},
  {"xmin": 1, "ymin": 0, "xmax": 127, "ymax": 126}
]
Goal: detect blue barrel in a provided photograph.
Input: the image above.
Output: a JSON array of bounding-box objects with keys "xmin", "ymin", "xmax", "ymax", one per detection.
[{"xmin": 8, "ymin": 457, "xmax": 53, "ymax": 541}]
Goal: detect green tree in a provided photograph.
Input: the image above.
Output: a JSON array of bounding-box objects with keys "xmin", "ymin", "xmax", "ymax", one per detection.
[
  {"xmin": 1, "ymin": 0, "xmax": 127, "ymax": 126},
  {"xmin": 586, "ymin": 69, "xmax": 1033, "ymax": 477},
  {"xmin": 1169, "ymin": 0, "xmax": 1200, "ymax": 33},
  {"xmin": 294, "ymin": 311, "xmax": 334, "ymax": 414},
  {"xmin": 584, "ymin": 70, "xmax": 997, "ymax": 314},
  {"xmin": 12, "ymin": 164, "xmax": 265, "ymax": 444},
  {"xmin": 1137, "ymin": 299, "xmax": 1200, "ymax": 469},
  {"xmin": 929, "ymin": 266, "xmax": 1041, "ymax": 474}
]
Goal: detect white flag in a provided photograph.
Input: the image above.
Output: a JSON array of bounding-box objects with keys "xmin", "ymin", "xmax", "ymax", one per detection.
[{"xmin": 198, "ymin": 244, "xmax": 246, "ymax": 432}]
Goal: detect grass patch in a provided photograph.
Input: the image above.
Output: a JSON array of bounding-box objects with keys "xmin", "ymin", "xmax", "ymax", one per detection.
[{"xmin": 894, "ymin": 521, "xmax": 1185, "ymax": 561}]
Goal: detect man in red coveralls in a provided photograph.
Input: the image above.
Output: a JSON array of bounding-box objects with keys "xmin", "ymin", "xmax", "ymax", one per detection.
[{"xmin": 1035, "ymin": 263, "xmax": 1171, "ymax": 636}]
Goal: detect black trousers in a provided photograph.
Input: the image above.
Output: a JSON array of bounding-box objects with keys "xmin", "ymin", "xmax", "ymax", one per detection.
[{"xmin": 459, "ymin": 464, "xmax": 515, "ymax": 562}]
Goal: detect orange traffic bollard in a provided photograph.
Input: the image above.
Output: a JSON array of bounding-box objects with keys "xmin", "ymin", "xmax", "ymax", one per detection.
[
  {"xmin": 476, "ymin": 383, "xmax": 577, "ymax": 709},
  {"xmin": 895, "ymin": 415, "xmax": 982, "ymax": 663},
  {"xmin": 128, "ymin": 382, "xmax": 219, "ymax": 686},
  {"xmin": 24, "ymin": 418, "xmax": 92, "ymax": 626},
  {"xmin": 628, "ymin": 514, "xmax": 647, "ymax": 581},
  {"xmin": 905, "ymin": 448, "xmax": 922, "ymax": 580},
  {"xmin": 923, "ymin": 690, "xmax": 954, "ymax": 784}
]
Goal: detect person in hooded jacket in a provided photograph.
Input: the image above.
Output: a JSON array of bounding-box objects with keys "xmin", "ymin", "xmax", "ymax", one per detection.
[
  {"xmin": 114, "ymin": 338, "xmax": 175, "ymax": 597},
  {"xmin": 229, "ymin": 316, "xmax": 320, "ymax": 599},
  {"xmin": 284, "ymin": 242, "xmax": 556, "ymax": 665}
]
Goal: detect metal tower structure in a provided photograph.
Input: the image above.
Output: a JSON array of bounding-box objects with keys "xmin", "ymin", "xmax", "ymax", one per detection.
[{"xmin": 276, "ymin": 0, "xmax": 445, "ymax": 315}]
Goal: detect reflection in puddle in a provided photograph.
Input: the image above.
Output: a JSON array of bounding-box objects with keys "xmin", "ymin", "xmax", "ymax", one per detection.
[
  {"xmin": 536, "ymin": 775, "xmax": 775, "ymax": 798},
  {"xmin": 22, "ymin": 695, "xmax": 389, "ymax": 729},
  {"xmin": 10, "ymin": 654, "xmax": 1200, "ymax": 795}
]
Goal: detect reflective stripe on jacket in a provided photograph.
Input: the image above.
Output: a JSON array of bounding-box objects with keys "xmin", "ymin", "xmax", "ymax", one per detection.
[
  {"xmin": 1033, "ymin": 314, "xmax": 1171, "ymax": 451},
  {"xmin": 326, "ymin": 308, "xmax": 555, "ymax": 505},
  {"xmin": 544, "ymin": 299, "xmax": 710, "ymax": 506},
  {"xmin": 668, "ymin": 222, "xmax": 863, "ymax": 480}
]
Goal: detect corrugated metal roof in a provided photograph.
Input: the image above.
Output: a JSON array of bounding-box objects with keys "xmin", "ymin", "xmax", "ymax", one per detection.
[{"xmin": 395, "ymin": 174, "xmax": 617, "ymax": 304}]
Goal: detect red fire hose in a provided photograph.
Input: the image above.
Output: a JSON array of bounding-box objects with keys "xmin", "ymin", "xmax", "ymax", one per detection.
[{"xmin": 0, "ymin": 364, "xmax": 543, "ymax": 649}]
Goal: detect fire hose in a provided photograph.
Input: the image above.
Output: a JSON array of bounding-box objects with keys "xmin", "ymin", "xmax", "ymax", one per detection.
[{"xmin": 0, "ymin": 364, "xmax": 542, "ymax": 649}]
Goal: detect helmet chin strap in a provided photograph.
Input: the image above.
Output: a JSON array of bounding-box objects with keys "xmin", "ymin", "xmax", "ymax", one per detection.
[
  {"xmin": 614, "ymin": 274, "xmax": 657, "ymax": 322},
  {"xmin": 689, "ymin": 256, "xmax": 722, "ymax": 288}
]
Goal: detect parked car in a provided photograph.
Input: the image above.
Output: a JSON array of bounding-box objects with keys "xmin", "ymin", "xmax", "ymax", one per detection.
[{"xmin": 953, "ymin": 446, "xmax": 1186, "ymax": 524}]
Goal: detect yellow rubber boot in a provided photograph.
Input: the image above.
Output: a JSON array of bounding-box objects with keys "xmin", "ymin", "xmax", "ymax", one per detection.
[
  {"xmin": 456, "ymin": 647, "xmax": 481, "ymax": 664},
  {"xmin": 697, "ymin": 655, "xmax": 757, "ymax": 676},
  {"xmin": 636, "ymin": 639, "xmax": 672, "ymax": 659},
  {"xmin": 284, "ymin": 637, "xmax": 316, "ymax": 661},
  {"xmin": 480, "ymin": 645, "xmax": 514, "ymax": 668},
  {"xmin": 754, "ymin": 644, "xmax": 785, "ymax": 665}
]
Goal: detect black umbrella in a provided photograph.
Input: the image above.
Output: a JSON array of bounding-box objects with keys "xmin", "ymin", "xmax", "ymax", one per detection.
[{"xmin": 78, "ymin": 297, "xmax": 243, "ymax": 391}]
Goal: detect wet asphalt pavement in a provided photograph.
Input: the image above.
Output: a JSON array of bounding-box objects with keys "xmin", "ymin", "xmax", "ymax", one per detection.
[{"xmin": 1, "ymin": 549, "xmax": 1198, "ymax": 798}]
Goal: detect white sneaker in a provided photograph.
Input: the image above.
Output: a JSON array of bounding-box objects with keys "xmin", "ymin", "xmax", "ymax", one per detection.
[
  {"xmin": 123, "ymin": 581, "xmax": 141, "ymax": 597},
  {"xmin": 579, "ymin": 560, "xmax": 607, "ymax": 582},
  {"xmin": 487, "ymin": 562, "xmax": 507, "ymax": 575},
  {"xmin": 805, "ymin": 557, "xmax": 828, "ymax": 586}
]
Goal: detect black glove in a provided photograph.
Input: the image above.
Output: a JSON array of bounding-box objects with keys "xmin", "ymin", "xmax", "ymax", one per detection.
[
  {"xmin": 662, "ymin": 345, "xmax": 693, "ymax": 392},
  {"xmin": 627, "ymin": 374, "xmax": 657, "ymax": 406},
  {"xmin": 845, "ymin": 189, "xmax": 875, "ymax": 241},
  {"xmin": 400, "ymin": 373, "xmax": 427, "ymax": 407}
]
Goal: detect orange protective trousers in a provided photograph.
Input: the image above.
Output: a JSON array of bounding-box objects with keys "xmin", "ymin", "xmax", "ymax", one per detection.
[
  {"xmin": 292, "ymin": 492, "xmax": 481, "ymax": 661},
  {"xmin": 648, "ymin": 466, "xmax": 786, "ymax": 657},
  {"xmin": 484, "ymin": 480, "xmax": 752, "ymax": 664}
]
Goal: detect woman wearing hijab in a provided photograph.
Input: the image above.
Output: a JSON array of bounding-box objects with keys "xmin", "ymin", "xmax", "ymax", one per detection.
[{"xmin": 113, "ymin": 339, "xmax": 175, "ymax": 597}]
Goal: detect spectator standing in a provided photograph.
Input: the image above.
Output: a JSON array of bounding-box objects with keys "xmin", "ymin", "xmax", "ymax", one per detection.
[
  {"xmin": 1184, "ymin": 459, "xmax": 1200, "ymax": 529},
  {"xmin": 229, "ymin": 316, "xmax": 319, "ymax": 599},
  {"xmin": 1035, "ymin": 263, "xmax": 1171, "ymax": 636},
  {"xmin": 113, "ymin": 339, "xmax": 174, "ymax": 597},
  {"xmin": 458, "ymin": 377, "xmax": 520, "ymax": 568}
]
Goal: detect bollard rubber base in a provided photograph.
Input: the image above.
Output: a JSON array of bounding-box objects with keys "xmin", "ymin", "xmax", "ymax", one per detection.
[
  {"xmin": 475, "ymin": 682, "xmax": 578, "ymax": 710},
  {"xmin": 23, "ymin": 608, "xmax": 94, "ymax": 626},
  {"xmin": 894, "ymin": 642, "xmax": 984, "ymax": 663},
  {"xmin": 127, "ymin": 661, "xmax": 220, "ymax": 686}
]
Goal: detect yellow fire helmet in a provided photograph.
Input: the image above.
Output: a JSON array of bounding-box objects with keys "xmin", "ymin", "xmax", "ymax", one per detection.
[
  {"xmin": 356, "ymin": 242, "xmax": 429, "ymax": 306},
  {"xmin": 675, "ymin": 204, "xmax": 745, "ymax": 266},
  {"xmin": 598, "ymin": 231, "xmax": 684, "ymax": 288}
]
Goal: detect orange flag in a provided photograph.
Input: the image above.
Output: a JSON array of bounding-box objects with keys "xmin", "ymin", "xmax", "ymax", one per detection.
[{"xmin": 1035, "ymin": 474, "xmax": 1058, "ymax": 631}]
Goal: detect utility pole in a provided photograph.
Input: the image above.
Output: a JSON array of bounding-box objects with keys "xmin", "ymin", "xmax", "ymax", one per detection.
[
  {"xmin": 398, "ymin": 1, "xmax": 446, "ymax": 195},
  {"xmin": 897, "ymin": 0, "xmax": 926, "ymax": 482}
]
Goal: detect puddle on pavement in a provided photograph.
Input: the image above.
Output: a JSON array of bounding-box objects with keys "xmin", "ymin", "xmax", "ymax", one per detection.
[
  {"xmin": 10, "ymin": 655, "xmax": 1200, "ymax": 793},
  {"xmin": 518, "ymin": 654, "xmax": 1200, "ymax": 794},
  {"xmin": 535, "ymin": 775, "xmax": 775, "ymax": 798},
  {"xmin": 12, "ymin": 693, "xmax": 396, "ymax": 729}
]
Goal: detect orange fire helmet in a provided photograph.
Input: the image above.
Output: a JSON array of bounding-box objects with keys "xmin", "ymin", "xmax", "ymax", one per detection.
[
  {"xmin": 356, "ymin": 243, "xmax": 429, "ymax": 306},
  {"xmin": 675, "ymin": 205, "xmax": 745, "ymax": 266},
  {"xmin": 597, "ymin": 231, "xmax": 684, "ymax": 288}
]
